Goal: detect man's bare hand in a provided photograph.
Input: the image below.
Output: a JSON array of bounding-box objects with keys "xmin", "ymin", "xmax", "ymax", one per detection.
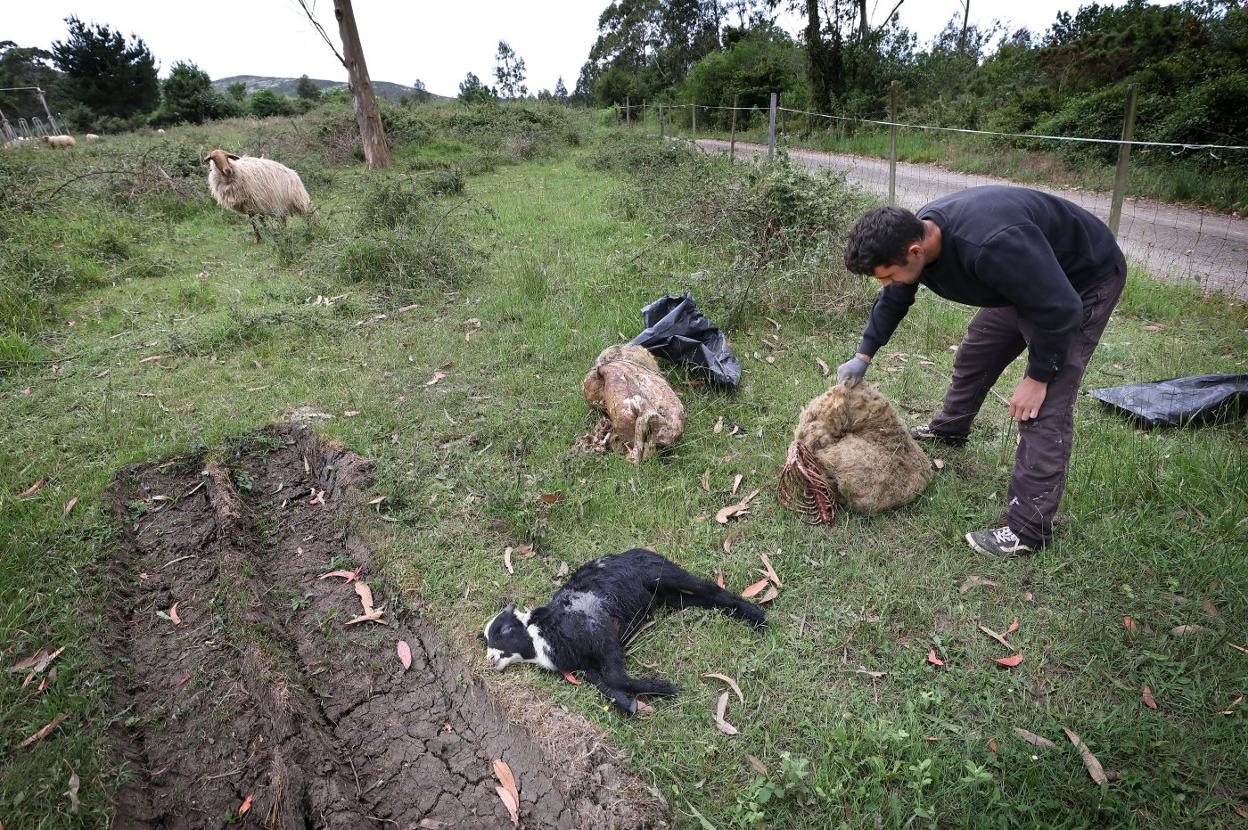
[{"xmin": 1010, "ymin": 377, "xmax": 1048, "ymax": 421}]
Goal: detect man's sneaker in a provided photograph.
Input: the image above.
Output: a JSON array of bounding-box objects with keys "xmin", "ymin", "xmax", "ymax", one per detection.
[
  {"xmin": 966, "ymin": 526, "xmax": 1036, "ymax": 557},
  {"xmin": 909, "ymin": 423, "xmax": 968, "ymax": 447}
]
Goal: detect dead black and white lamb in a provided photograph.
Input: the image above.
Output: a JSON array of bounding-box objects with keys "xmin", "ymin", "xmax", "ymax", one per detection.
[
  {"xmin": 203, "ymin": 148, "xmax": 311, "ymax": 242},
  {"xmin": 482, "ymin": 548, "xmax": 766, "ymax": 714}
]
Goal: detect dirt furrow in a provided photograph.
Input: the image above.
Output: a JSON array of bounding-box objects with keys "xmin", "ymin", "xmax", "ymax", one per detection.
[{"xmin": 106, "ymin": 425, "xmax": 665, "ymax": 829}]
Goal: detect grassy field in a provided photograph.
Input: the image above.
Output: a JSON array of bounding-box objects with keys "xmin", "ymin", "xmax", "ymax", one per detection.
[
  {"xmin": 646, "ymin": 112, "xmax": 1248, "ymax": 216},
  {"xmin": 2, "ymin": 105, "xmax": 1246, "ymax": 828}
]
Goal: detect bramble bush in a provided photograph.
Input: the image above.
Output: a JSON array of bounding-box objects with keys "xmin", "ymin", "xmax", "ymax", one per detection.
[{"xmin": 584, "ymin": 133, "xmax": 873, "ymax": 324}]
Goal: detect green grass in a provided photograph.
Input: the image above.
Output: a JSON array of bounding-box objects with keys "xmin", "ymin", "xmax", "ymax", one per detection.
[
  {"xmin": 1, "ymin": 114, "xmax": 1246, "ymax": 829},
  {"xmin": 650, "ymin": 114, "xmax": 1248, "ymax": 215}
]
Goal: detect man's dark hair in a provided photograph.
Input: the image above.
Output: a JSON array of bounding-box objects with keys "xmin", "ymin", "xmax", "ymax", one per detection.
[{"xmin": 844, "ymin": 207, "xmax": 926, "ymax": 275}]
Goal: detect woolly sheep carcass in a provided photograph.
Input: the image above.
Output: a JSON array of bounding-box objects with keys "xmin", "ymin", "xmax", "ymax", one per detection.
[
  {"xmin": 778, "ymin": 380, "xmax": 935, "ymax": 521},
  {"xmin": 203, "ymin": 148, "xmax": 312, "ymax": 242},
  {"xmin": 580, "ymin": 344, "xmax": 686, "ymax": 462}
]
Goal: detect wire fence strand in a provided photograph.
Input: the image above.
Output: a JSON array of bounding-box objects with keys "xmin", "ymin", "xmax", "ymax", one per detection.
[{"xmin": 610, "ymin": 99, "xmax": 1248, "ymax": 299}]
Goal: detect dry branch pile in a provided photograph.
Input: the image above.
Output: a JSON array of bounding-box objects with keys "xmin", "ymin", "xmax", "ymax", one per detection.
[
  {"xmin": 779, "ymin": 381, "xmax": 934, "ymax": 521},
  {"xmin": 580, "ymin": 345, "xmax": 686, "ymax": 462}
]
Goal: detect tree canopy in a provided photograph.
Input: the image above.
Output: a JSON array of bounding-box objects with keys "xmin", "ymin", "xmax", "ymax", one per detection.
[
  {"xmin": 575, "ymin": 0, "xmax": 1248, "ymax": 165},
  {"xmin": 0, "ymin": 42, "xmax": 68, "ymax": 119},
  {"xmin": 50, "ymin": 16, "xmax": 159, "ymax": 121},
  {"xmin": 247, "ymin": 89, "xmax": 295, "ymax": 118},
  {"xmin": 494, "ymin": 41, "xmax": 528, "ymax": 99},
  {"xmin": 296, "ymin": 74, "xmax": 322, "ymax": 100},
  {"xmin": 459, "ymin": 72, "xmax": 499, "ymax": 105},
  {"xmin": 150, "ymin": 61, "xmax": 240, "ymax": 126}
]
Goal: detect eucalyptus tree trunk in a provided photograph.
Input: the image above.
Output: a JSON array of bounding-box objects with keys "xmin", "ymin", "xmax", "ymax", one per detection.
[{"xmin": 333, "ymin": 0, "xmax": 390, "ymax": 168}]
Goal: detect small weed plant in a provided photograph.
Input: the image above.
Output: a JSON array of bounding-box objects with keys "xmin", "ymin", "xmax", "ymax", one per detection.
[{"xmin": 732, "ymin": 752, "xmax": 828, "ymax": 828}]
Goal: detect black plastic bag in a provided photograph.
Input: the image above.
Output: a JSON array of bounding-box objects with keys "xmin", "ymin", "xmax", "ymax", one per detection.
[
  {"xmin": 1089, "ymin": 374, "xmax": 1248, "ymax": 427},
  {"xmin": 630, "ymin": 293, "xmax": 741, "ymax": 387}
]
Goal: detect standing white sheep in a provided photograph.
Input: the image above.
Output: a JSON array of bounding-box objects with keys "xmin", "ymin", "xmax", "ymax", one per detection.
[
  {"xmin": 41, "ymin": 135, "xmax": 76, "ymax": 148},
  {"xmin": 203, "ymin": 148, "xmax": 312, "ymax": 242}
]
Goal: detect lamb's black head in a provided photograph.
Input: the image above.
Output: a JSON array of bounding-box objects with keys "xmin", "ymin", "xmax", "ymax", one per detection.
[{"xmin": 482, "ymin": 602, "xmax": 536, "ymax": 671}]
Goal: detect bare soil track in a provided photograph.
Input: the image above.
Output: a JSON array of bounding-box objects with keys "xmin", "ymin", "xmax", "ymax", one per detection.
[{"xmin": 106, "ymin": 425, "xmax": 665, "ymax": 830}]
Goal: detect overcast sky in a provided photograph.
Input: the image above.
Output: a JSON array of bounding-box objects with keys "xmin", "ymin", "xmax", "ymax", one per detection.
[{"xmin": 6, "ymin": 1, "xmax": 1167, "ymax": 98}]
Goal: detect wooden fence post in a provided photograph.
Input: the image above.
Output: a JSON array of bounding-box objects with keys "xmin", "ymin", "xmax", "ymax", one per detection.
[
  {"xmin": 659, "ymin": 104, "xmax": 665, "ymax": 138},
  {"xmin": 1108, "ymin": 83, "xmax": 1138, "ymax": 238},
  {"xmin": 625, "ymin": 95, "xmax": 630, "ymax": 127},
  {"xmin": 730, "ymin": 94, "xmax": 738, "ymax": 161},
  {"xmin": 692, "ymin": 101, "xmax": 697, "ymax": 136},
  {"xmin": 768, "ymin": 92, "xmax": 778, "ymax": 158},
  {"xmin": 888, "ymin": 81, "xmax": 899, "ymax": 207}
]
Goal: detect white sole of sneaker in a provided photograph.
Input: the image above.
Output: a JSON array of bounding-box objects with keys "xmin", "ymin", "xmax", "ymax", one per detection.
[{"xmin": 965, "ymin": 532, "xmax": 992, "ymax": 555}]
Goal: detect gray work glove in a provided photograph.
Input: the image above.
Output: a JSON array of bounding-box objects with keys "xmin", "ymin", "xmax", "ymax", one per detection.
[{"xmin": 836, "ymin": 355, "xmax": 870, "ymax": 385}]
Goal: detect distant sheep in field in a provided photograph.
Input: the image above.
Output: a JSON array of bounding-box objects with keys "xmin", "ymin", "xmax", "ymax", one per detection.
[
  {"xmin": 203, "ymin": 148, "xmax": 312, "ymax": 242},
  {"xmin": 85, "ymin": 133, "xmax": 100, "ymax": 141},
  {"xmin": 41, "ymin": 135, "xmax": 76, "ymax": 148},
  {"xmin": 156, "ymin": 128, "xmax": 165, "ymax": 134}
]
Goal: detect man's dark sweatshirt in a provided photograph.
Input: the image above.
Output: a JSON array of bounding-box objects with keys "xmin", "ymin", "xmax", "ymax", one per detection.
[{"xmin": 855, "ymin": 186, "xmax": 1125, "ymax": 382}]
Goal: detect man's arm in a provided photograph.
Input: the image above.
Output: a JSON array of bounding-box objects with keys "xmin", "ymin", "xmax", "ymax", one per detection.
[
  {"xmin": 855, "ymin": 281, "xmax": 920, "ymax": 359},
  {"xmin": 974, "ymin": 224, "xmax": 1083, "ymax": 383}
]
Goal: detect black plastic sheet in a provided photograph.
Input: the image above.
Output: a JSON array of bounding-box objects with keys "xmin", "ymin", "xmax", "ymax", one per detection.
[
  {"xmin": 630, "ymin": 293, "xmax": 741, "ymax": 387},
  {"xmin": 1089, "ymin": 373, "xmax": 1248, "ymax": 427}
]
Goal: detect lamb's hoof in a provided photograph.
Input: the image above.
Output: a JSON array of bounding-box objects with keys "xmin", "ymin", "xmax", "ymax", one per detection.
[{"xmin": 741, "ymin": 606, "xmax": 768, "ymax": 629}]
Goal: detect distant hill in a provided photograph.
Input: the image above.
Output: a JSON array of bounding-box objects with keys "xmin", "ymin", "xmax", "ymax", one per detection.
[{"xmin": 212, "ymin": 75, "xmax": 447, "ymax": 103}]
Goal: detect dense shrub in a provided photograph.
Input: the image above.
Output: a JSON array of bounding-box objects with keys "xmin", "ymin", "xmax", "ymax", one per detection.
[
  {"xmin": 583, "ymin": 134, "xmax": 873, "ymax": 322},
  {"xmin": 355, "ymin": 177, "xmax": 434, "ymax": 231},
  {"xmin": 339, "ymin": 173, "xmax": 480, "ymax": 291},
  {"xmin": 248, "ymin": 90, "xmax": 295, "ymax": 118},
  {"xmin": 150, "ymin": 61, "xmax": 242, "ymax": 126},
  {"xmin": 332, "ymin": 227, "xmax": 470, "ymax": 291},
  {"xmin": 306, "ymin": 100, "xmax": 583, "ymax": 170},
  {"xmin": 419, "ymin": 167, "xmax": 465, "ymax": 196},
  {"xmin": 445, "ymin": 104, "xmax": 582, "ymax": 156},
  {"xmin": 681, "ymin": 34, "xmax": 808, "ymax": 130}
]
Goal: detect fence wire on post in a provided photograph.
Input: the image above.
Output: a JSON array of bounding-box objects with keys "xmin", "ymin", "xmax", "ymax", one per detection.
[
  {"xmin": 1109, "ymin": 83, "xmax": 1139, "ymax": 238},
  {"xmin": 675, "ymin": 97, "xmax": 1248, "ymax": 299},
  {"xmin": 888, "ymin": 81, "xmax": 899, "ymax": 207},
  {"xmin": 768, "ymin": 92, "xmax": 778, "ymax": 158}
]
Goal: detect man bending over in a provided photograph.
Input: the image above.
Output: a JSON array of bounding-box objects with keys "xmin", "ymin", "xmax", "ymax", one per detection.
[{"xmin": 838, "ymin": 186, "xmax": 1126, "ymax": 556}]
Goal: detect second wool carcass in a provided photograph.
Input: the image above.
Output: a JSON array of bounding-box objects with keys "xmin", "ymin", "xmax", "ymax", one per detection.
[{"xmin": 581, "ymin": 345, "xmax": 686, "ymax": 463}]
